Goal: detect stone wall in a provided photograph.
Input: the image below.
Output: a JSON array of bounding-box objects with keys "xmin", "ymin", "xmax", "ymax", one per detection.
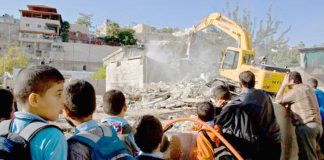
[
  {"xmin": 49, "ymin": 42, "xmax": 121, "ymax": 71},
  {"xmin": 106, "ymin": 56, "xmax": 145, "ymax": 90}
]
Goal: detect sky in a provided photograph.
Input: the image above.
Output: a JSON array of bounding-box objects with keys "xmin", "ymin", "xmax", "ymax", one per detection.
[{"xmin": 1, "ymin": 0, "xmax": 323, "ymax": 47}]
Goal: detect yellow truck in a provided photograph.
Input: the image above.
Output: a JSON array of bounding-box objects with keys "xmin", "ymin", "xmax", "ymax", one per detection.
[{"xmin": 190, "ymin": 13, "xmax": 289, "ymax": 94}]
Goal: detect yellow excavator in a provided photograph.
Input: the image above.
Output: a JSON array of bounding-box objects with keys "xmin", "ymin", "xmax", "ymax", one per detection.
[{"xmin": 189, "ymin": 13, "xmax": 289, "ymax": 94}]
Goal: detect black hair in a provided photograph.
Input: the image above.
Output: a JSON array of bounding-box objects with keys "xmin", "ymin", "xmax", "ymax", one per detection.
[
  {"xmin": 102, "ymin": 89, "xmax": 125, "ymax": 115},
  {"xmin": 64, "ymin": 80, "xmax": 96, "ymax": 119},
  {"xmin": 134, "ymin": 115, "xmax": 163, "ymax": 153},
  {"xmin": 14, "ymin": 65, "xmax": 64, "ymax": 104},
  {"xmin": 196, "ymin": 102, "xmax": 215, "ymax": 122},
  {"xmin": 288, "ymin": 71, "xmax": 302, "ymax": 84},
  {"xmin": 212, "ymin": 85, "xmax": 231, "ymax": 100},
  {"xmin": 0, "ymin": 89, "xmax": 14, "ymax": 119},
  {"xmin": 239, "ymin": 71, "xmax": 255, "ymax": 89}
]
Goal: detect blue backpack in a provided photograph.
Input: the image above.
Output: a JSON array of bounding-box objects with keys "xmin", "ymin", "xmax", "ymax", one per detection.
[
  {"xmin": 68, "ymin": 125, "xmax": 136, "ymax": 160},
  {"xmin": 0, "ymin": 119, "xmax": 61, "ymax": 160}
]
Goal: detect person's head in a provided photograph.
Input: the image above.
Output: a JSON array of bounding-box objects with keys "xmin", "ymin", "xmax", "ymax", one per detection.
[
  {"xmin": 13, "ymin": 65, "xmax": 65, "ymax": 121},
  {"xmin": 62, "ymin": 80, "xmax": 96, "ymax": 126},
  {"xmin": 0, "ymin": 89, "xmax": 14, "ymax": 120},
  {"xmin": 211, "ymin": 85, "xmax": 231, "ymax": 101},
  {"xmin": 103, "ymin": 89, "xmax": 126, "ymax": 117},
  {"xmin": 196, "ymin": 102, "xmax": 215, "ymax": 122},
  {"xmin": 288, "ymin": 71, "xmax": 302, "ymax": 85},
  {"xmin": 239, "ymin": 71, "xmax": 255, "ymax": 89},
  {"xmin": 134, "ymin": 115, "xmax": 163, "ymax": 153},
  {"xmin": 307, "ymin": 78, "xmax": 318, "ymax": 89}
]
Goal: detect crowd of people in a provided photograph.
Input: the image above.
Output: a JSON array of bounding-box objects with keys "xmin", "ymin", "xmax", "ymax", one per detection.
[{"xmin": 0, "ymin": 65, "xmax": 323, "ymax": 160}]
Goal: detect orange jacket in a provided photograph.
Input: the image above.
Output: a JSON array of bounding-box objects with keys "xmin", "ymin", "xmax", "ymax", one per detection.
[{"xmin": 192, "ymin": 124, "xmax": 221, "ymax": 160}]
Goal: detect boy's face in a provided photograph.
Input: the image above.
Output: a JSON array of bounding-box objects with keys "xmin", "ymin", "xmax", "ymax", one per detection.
[{"xmin": 35, "ymin": 82, "xmax": 64, "ymax": 121}]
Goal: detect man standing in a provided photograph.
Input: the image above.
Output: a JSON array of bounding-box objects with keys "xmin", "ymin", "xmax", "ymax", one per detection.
[
  {"xmin": 276, "ymin": 71, "xmax": 322, "ymax": 160},
  {"xmin": 217, "ymin": 71, "xmax": 281, "ymax": 160},
  {"xmin": 308, "ymin": 78, "xmax": 324, "ymax": 154},
  {"xmin": 308, "ymin": 78, "xmax": 324, "ymax": 120}
]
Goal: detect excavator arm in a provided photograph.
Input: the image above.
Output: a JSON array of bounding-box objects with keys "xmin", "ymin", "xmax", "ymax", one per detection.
[{"xmin": 193, "ymin": 13, "xmax": 253, "ymax": 51}]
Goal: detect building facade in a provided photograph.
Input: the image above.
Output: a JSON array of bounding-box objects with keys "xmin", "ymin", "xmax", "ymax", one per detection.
[
  {"xmin": 0, "ymin": 14, "xmax": 20, "ymax": 55},
  {"xmin": 19, "ymin": 5, "xmax": 62, "ymax": 58}
]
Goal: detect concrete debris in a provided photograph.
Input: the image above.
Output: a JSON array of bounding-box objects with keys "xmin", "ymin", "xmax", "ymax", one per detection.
[{"xmin": 124, "ymin": 76, "xmax": 214, "ymax": 110}]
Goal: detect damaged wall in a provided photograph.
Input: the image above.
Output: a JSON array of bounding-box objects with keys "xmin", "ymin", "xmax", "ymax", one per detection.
[
  {"xmin": 105, "ymin": 53, "xmax": 182, "ymax": 90},
  {"xmin": 106, "ymin": 56, "xmax": 145, "ymax": 90},
  {"xmin": 104, "ymin": 25, "xmax": 238, "ymax": 90}
]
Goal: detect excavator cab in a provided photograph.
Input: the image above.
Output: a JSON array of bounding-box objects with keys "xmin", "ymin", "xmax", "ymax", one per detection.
[
  {"xmin": 221, "ymin": 49, "xmax": 239, "ymax": 70},
  {"xmin": 217, "ymin": 47, "xmax": 256, "ymax": 92}
]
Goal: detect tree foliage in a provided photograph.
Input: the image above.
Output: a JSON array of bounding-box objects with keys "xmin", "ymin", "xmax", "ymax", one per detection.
[
  {"xmin": 75, "ymin": 13, "xmax": 93, "ymax": 28},
  {"xmin": 0, "ymin": 47, "xmax": 29, "ymax": 76},
  {"xmin": 106, "ymin": 21, "xmax": 120, "ymax": 38},
  {"xmin": 101, "ymin": 20, "xmax": 137, "ymax": 46},
  {"xmin": 60, "ymin": 21, "xmax": 70, "ymax": 42},
  {"xmin": 118, "ymin": 28, "xmax": 137, "ymax": 45},
  {"xmin": 91, "ymin": 66, "xmax": 106, "ymax": 80}
]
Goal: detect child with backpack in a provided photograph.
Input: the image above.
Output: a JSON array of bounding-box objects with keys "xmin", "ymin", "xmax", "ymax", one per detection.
[
  {"xmin": 134, "ymin": 115, "xmax": 165, "ymax": 160},
  {"xmin": 0, "ymin": 65, "xmax": 67, "ymax": 160},
  {"xmin": 0, "ymin": 89, "xmax": 15, "ymax": 122},
  {"xmin": 62, "ymin": 80, "xmax": 135, "ymax": 160},
  {"xmin": 101, "ymin": 89, "xmax": 139, "ymax": 155}
]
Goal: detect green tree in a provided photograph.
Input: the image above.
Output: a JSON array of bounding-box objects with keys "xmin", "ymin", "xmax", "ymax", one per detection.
[
  {"xmin": 91, "ymin": 66, "xmax": 106, "ymax": 80},
  {"xmin": 104, "ymin": 20, "xmax": 137, "ymax": 46},
  {"xmin": 106, "ymin": 21, "xmax": 120, "ymax": 38},
  {"xmin": 0, "ymin": 47, "xmax": 29, "ymax": 76},
  {"xmin": 118, "ymin": 28, "xmax": 137, "ymax": 45},
  {"xmin": 75, "ymin": 13, "xmax": 93, "ymax": 28},
  {"xmin": 98, "ymin": 36, "xmax": 111, "ymax": 44},
  {"xmin": 60, "ymin": 21, "xmax": 70, "ymax": 42}
]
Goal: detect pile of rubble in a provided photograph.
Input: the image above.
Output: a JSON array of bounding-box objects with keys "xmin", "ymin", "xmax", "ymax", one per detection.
[{"xmin": 124, "ymin": 77, "xmax": 212, "ymax": 110}]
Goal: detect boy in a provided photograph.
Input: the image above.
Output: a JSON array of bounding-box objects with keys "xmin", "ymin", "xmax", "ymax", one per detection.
[
  {"xmin": 11, "ymin": 65, "xmax": 67, "ymax": 159},
  {"xmin": 195, "ymin": 102, "xmax": 220, "ymax": 160},
  {"xmin": 0, "ymin": 89, "xmax": 15, "ymax": 122},
  {"xmin": 62, "ymin": 80, "xmax": 133, "ymax": 160},
  {"xmin": 134, "ymin": 115, "xmax": 164, "ymax": 160},
  {"xmin": 210, "ymin": 85, "xmax": 231, "ymax": 117},
  {"xmin": 101, "ymin": 89, "xmax": 139, "ymax": 155}
]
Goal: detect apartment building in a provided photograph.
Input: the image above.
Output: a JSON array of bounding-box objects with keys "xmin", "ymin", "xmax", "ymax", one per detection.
[{"xmin": 19, "ymin": 5, "xmax": 62, "ymax": 57}]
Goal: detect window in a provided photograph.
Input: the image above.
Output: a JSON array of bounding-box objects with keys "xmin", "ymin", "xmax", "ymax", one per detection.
[
  {"xmin": 222, "ymin": 50, "xmax": 239, "ymax": 69},
  {"xmin": 26, "ymin": 23, "xmax": 30, "ymax": 27},
  {"xmin": 243, "ymin": 54, "xmax": 255, "ymax": 65}
]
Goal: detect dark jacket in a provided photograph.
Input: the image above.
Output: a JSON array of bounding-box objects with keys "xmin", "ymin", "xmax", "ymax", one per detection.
[
  {"xmin": 216, "ymin": 89, "xmax": 281, "ymax": 159},
  {"xmin": 216, "ymin": 88, "xmax": 280, "ymax": 142}
]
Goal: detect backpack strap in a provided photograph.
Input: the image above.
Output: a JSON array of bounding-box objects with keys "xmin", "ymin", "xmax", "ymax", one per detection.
[
  {"xmin": 201, "ymin": 130, "xmax": 217, "ymax": 149},
  {"xmin": 68, "ymin": 125, "xmax": 113, "ymax": 148},
  {"xmin": 100, "ymin": 125, "xmax": 113, "ymax": 137},
  {"xmin": 69, "ymin": 132, "xmax": 100, "ymax": 148},
  {"xmin": 19, "ymin": 121, "xmax": 61, "ymax": 141},
  {"xmin": 0, "ymin": 119, "xmax": 14, "ymax": 136}
]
